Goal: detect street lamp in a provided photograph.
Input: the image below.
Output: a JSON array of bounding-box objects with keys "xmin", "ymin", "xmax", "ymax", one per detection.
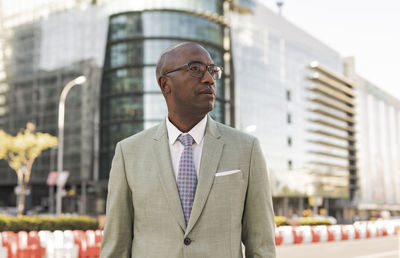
[
  {"xmin": 56, "ymin": 75, "xmax": 86, "ymax": 216},
  {"xmin": 276, "ymin": 0, "xmax": 284, "ymax": 16}
]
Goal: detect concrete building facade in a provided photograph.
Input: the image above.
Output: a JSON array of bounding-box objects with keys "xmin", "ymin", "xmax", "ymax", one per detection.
[{"xmin": 345, "ymin": 57, "xmax": 400, "ymax": 219}]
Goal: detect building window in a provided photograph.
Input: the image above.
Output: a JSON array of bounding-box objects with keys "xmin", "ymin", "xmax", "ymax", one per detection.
[
  {"xmin": 288, "ymin": 160, "xmax": 293, "ymax": 170},
  {"xmin": 287, "ymin": 136, "xmax": 292, "ymax": 147},
  {"xmin": 287, "ymin": 113, "xmax": 291, "ymax": 124},
  {"xmin": 286, "ymin": 90, "xmax": 291, "ymax": 101}
]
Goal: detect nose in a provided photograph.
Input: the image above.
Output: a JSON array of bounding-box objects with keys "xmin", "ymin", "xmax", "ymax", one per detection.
[{"xmin": 201, "ymin": 68, "xmax": 216, "ymax": 85}]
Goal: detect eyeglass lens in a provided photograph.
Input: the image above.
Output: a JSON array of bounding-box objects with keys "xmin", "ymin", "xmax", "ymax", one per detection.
[{"xmin": 188, "ymin": 63, "xmax": 222, "ymax": 80}]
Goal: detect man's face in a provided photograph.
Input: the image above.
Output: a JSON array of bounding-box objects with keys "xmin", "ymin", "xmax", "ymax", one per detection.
[{"xmin": 164, "ymin": 46, "xmax": 217, "ymax": 117}]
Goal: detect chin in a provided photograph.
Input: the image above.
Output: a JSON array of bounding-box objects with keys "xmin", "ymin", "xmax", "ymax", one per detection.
[
  {"xmin": 204, "ymin": 103, "xmax": 215, "ymax": 114},
  {"xmin": 195, "ymin": 103, "xmax": 214, "ymax": 116}
]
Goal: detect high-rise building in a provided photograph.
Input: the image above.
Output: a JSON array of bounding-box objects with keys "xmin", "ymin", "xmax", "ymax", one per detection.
[
  {"xmin": 0, "ymin": 0, "xmax": 106, "ymax": 213},
  {"xmin": 0, "ymin": 0, "xmax": 398, "ymax": 222},
  {"xmin": 344, "ymin": 57, "xmax": 400, "ymax": 218},
  {"xmin": 230, "ymin": 4, "xmax": 357, "ymax": 222}
]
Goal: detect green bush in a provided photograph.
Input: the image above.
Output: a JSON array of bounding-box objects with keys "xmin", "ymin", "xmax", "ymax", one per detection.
[
  {"xmin": 0, "ymin": 216, "xmax": 8, "ymax": 231},
  {"xmin": 297, "ymin": 217, "xmax": 333, "ymax": 226},
  {"xmin": 275, "ymin": 216, "xmax": 334, "ymax": 227},
  {"xmin": 0, "ymin": 215, "xmax": 98, "ymax": 232},
  {"xmin": 275, "ymin": 216, "xmax": 287, "ymax": 226}
]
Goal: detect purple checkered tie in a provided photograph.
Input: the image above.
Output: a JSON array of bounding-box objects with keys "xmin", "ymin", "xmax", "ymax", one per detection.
[{"xmin": 177, "ymin": 134, "xmax": 197, "ymax": 225}]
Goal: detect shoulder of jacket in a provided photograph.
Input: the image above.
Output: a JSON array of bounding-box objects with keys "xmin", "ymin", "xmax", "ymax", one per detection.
[
  {"xmin": 118, "ymin": 124, "xmax": 159, "ymax": 148},
  {"xmin": 215, "ymin": 122, "xmax": 256, "ymax": 144}
]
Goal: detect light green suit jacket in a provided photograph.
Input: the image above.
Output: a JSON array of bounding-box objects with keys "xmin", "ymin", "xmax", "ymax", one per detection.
[{"xmin": 100, "ymin": 116, "xmax": 276, "ymax": 258}]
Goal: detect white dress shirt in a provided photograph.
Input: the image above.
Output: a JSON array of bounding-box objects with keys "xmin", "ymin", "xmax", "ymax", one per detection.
[{"xmin": 166, "ymin": 115, "xmax": 207, "ymax": 180}]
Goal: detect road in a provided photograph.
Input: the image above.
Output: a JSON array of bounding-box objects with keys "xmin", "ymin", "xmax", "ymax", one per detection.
[{"xmin": 276, "ymin": 235, "xmax": 400, "ymax": 258}]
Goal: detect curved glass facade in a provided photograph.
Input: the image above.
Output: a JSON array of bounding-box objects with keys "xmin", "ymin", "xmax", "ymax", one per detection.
[
  {"xmin": 109, "ymin": 12, "xmax": 224, "ymax": 46},
  {"xmin": 105, "ymin": 0, "xmax": 224, "ymax": 17},
  {"xmin": 100, "ymin": 10, "xmax": 228, "ymax": 179}
]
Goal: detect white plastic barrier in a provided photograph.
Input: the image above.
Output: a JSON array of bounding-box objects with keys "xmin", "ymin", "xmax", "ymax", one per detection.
[
  {"xmin": 342, "ymin": 225, "xmax": 356, "ymax": 240},
  {"xmin": 314, "ymin": 225, "xmax": 328, "ymax": 242},
  {"xmin": 18, "ymin": 232, "xmax": 28, "ymax": 249},
  {"xmin": 375, "ymin": 221, "xmax": 384, "ymax": 236},
  {"xmin": 367, "ymin": 223, "xmax": 377, "ymax": 238},
  {"xmin": 0, "ymin": 233, "xmax": 8, "ymax": 258},
  {"xmin": 354, "ymin": 223, "xmax": 367, "ymax": 239},
  {"xmin": 63, "ymin": 230, "xmax": 79, "ymax": 258},
  {"xmin": 39, "ymin": 230, "xmax": 74, "ymax": 258},
  {"xmin": 39, "ymin": 230, "xmax": 56, "ymax": 258},
  {"xmin": 277, "ymin": 226, "xmax": 294, "ymax": 245},
  {"xmin": 329, "ymin": 225, "xmax": 342, "ymax": 241},
  {"xmin": 384, "ymin": 220, "xmax": 396, "ymax": 235},
  {"xmin": 0, "ymin": 247, "xmax": 7, "ymax": 258},
  {"xmin": 298, "ymin": 226, "xmax": 313, "ymax": 243},
  {"xmin": 53, "ymin": 230, "xmax": 65, "ymax": 257},
  {"xmin": 52, "ymin": 230, "xmax": 78, "ymax": 258}
]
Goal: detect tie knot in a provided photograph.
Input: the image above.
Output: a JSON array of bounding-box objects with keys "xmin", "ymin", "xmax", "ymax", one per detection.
[{"xmin": 179, "ymin": 134, "xmax": 194, "ymax": 147}]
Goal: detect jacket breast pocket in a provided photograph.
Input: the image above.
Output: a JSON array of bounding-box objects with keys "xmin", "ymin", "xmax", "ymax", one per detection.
[
  {"xmin": 214, "ymin": 170, "xmax": 243, "ymax": 184},
  {"xmin": 208, "ymin": 169, "xmax": 246, "ymax": 225}
]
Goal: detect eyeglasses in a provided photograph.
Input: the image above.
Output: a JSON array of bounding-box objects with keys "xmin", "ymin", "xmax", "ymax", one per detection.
[{"xmin": 163, "ymin": 61, "xmax": 223, "ymax": 80}]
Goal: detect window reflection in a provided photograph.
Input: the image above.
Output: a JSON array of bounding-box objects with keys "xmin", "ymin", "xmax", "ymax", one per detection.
[
  {"xmin": 110, "ymin": 11, "xmax": 224, "ymax": 46},
  {"xmin": 110, "ymin": 14, "xmax": 143, "ymax": 41},
  {"xmin": 140, "ymin": 0, "xmax": 224, "ymax": 15},
  {"xmin": 110, "ymin": 96, "xmax": 144, "ymax": 120},
  {"xmin": 144, "ymin": 94, "xmax": 167, "ymax": 120},
  {"xmin": 104, "ymin": 68, "xmax": 144, "ymax": 95},
  {"xmin": 109, "ymin": 42, "xmax": 144, "ymax": 68},
  {"xmin": 100, "ymin": 152, "xmax": 111, "ymax": 180},
  {"xmin": 108, "ymin": 39, "xmax": 224, "ymax": 69},
  {"xmin": 210, "ymin": 100, "xmax": 224, "ymax": 122},
  {"xmin": 215, "ymin": 79, "xmax": 224, "ymax": 99},
  {"xmin": 100, "ymin": 121, "xmax": 145, "ymax": 179}
]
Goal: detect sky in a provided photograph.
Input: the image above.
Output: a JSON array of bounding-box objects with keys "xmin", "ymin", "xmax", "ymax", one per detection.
[{"xmin": 259, "ymin": 0, "xmax": 400, "ymax": 99}]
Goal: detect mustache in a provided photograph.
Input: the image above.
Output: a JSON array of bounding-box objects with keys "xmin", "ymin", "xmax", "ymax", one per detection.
[{"xmin": 199, "ymin": 85, "xmax": 216, "ymax": 95}]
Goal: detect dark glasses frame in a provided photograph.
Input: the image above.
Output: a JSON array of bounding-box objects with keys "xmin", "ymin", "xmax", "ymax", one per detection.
[{"xmin": 163, "ymin": 61, "xmax": 223, "ymax": 80}]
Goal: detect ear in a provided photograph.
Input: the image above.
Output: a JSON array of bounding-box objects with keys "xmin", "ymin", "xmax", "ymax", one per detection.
[{"xmin": 159, "ymin": 76, "xmax": 171, "ymax": 95}]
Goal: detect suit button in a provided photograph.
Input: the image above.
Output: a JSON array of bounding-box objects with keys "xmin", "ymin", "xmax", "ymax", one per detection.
[{"xmin": 184, "ymin": 237, "xmax": 191, "ymax": 245}]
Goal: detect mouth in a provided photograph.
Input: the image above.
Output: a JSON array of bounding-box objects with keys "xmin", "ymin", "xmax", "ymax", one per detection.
[{"xmin": 199, "ymin": 89, "xmax": 216, "ymax": 96}]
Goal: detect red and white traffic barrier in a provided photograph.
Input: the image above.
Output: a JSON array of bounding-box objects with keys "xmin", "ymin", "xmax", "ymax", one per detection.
[
  {"xmin": 0, "ymin": 231, "xmax": 45, "ymax": 258},
  {"xmin": 0, "ymin": 229, "xmax": 103, "ymax": 258},
  {"xmin": 275, "ymin": 219, "xmax": 400, "ymax": 246},
  {"xmin": 1, "ymin": 221, "xmax": 399, "ymax": 255},
  {"xmin": 0, "ymin": 233, "xmax": 8, "ymax": 258}
]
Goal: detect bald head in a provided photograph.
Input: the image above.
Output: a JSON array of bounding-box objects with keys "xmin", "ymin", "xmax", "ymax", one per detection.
[{"xmin": 155, "ymin": 42, "xmax": 210, "ymax": 86}]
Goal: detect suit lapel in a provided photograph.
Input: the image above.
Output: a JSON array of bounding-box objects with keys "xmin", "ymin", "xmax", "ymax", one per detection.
[
  {"xmin": 152, "ymin": 121, "xmax": 186, "ymax": 232},
  {"xmin": 186, "ymin": 116, "xmax": 224, "ymax": 234}
]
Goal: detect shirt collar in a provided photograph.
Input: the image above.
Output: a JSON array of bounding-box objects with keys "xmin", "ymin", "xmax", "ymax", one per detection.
[{"xmin": 166, "ymin": 115, "xmax": 208, "ymax": 145}]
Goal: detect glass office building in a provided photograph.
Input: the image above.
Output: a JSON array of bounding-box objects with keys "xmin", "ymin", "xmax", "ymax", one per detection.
[
  {"xmin": 0, "ymin": 1, "xmax": 107, "ymax": 213},
  {"xmin": 99, "ymin": 7, "xmax": 231, "ymax": 179}
]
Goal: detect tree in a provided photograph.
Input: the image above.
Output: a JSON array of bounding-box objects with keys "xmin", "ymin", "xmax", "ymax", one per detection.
[{"xmin": 0, "ymin": 123, "xmax": 57, "ymax": 216}]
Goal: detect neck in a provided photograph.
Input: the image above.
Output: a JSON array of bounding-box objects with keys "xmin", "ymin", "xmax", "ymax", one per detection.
[{"xmin": 168, "ymin": 113, "xmax": 206, "ymax": 133}]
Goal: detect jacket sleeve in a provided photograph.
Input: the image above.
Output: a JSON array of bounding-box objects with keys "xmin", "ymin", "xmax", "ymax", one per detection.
[
  {"xmin": 100, "ymin": 142, "xmax": 134, "ymax": 258},
  {"xmin": 241, "ymin": 138, "xmax": 276, "ymax": 258}
]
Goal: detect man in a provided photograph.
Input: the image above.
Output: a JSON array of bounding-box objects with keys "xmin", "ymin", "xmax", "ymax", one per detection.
[{"xmin": 100, "ymin": 42, "xmax": 276, "ymax": 258}]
